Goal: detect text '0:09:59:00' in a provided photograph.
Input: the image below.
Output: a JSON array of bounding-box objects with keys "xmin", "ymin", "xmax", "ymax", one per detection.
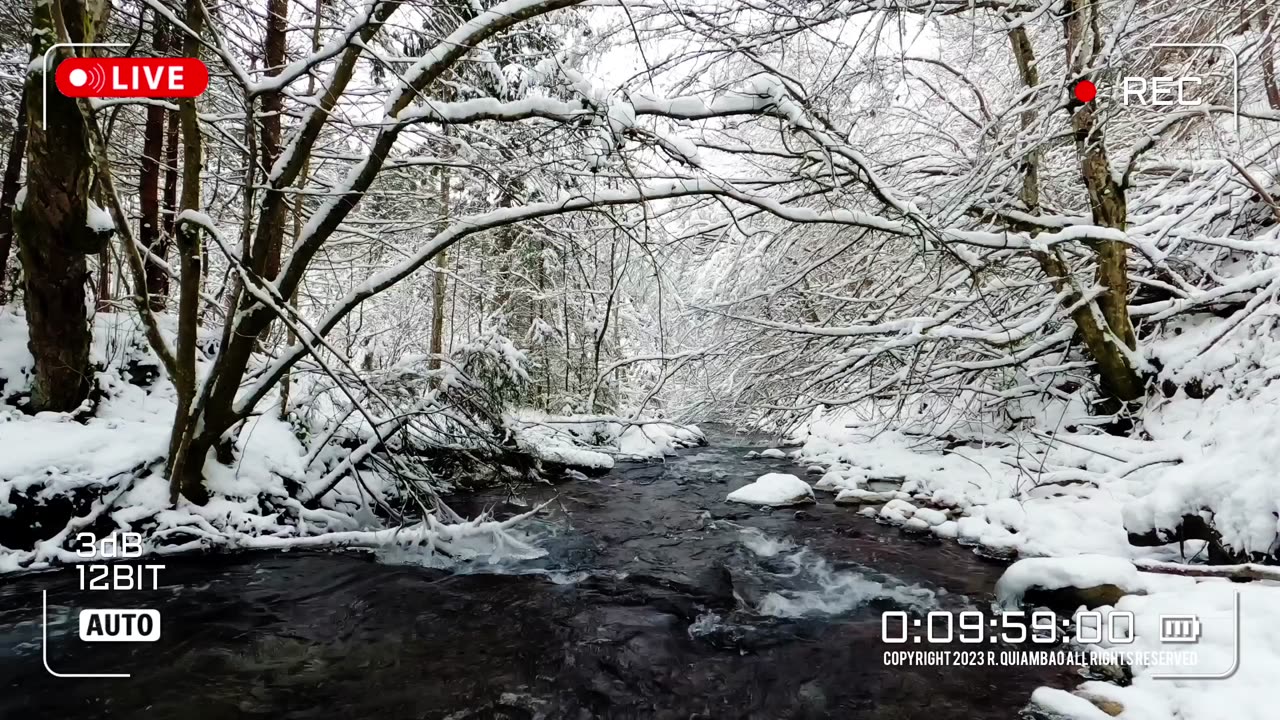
[{"xmin": 881, "ymin": 610, "xmax": 1137, "ymax": 645}]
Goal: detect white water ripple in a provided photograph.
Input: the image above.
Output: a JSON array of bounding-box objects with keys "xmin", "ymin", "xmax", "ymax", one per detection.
[{"xmin": 738, "ymin": 528, "xmax": 940, "ymax": 618}]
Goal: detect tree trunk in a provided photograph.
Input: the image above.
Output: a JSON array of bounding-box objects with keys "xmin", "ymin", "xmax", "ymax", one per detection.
[
  {"xmin": 95, "ymin": 243, "xmax": 111, "ymax": 311},
  {"xmin": 15, "ymin": 0, "xmax": 111, "ymax": 412},
  {"xmin": 161, "ymin": 105, "xmax": 179, "ymax": 249},
  {"xmin": 1063, "ymin": 0, "xmax": 1141, "ymax": 404},
  {"xmin": 139, "ymin": 18, "xmax": 171, "ymax": 311},
  {"xmin": 257, "ymin": 0, "xmax": 289, "ymax": 283},
  {"xmin": 1263, "ymin": 8, "xmax": 1280, "ymax": 111},
  {"xmin": 1009, "ymin": 17, "xmax": 1144, "ymax": 406},
  {"xmin": 428, "ymin": 164, "xmax": 450, "ymax": 373},
  {"xmin": 0, "ymin": 111, "xmax": 26, "ymax": 303},
  {"xmin": 167, "ymin": 0, "xmax": 209, "ymax": 505}
]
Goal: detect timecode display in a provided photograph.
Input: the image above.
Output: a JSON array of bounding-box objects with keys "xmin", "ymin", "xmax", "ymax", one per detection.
[{"xmin": 881, "ymin": 610, "xmax": 1135, "ymax": 645}]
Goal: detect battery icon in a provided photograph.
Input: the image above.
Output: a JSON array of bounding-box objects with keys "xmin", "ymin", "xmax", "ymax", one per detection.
[{"xmin": 1159, "ymin": 614, "xmax": 1202, "ymax": 643}]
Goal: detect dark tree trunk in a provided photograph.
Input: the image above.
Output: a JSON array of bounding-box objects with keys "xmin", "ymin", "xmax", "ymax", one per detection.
[
  {"xmin": 15, "ymin": 0, "xmax": 111, "ymax": 412},
  {"xmin": 139, "ymin": 18, "xmax": 172, "ymax": 310},
  {"xmin": 0, "ymin": 110, "xmax": 26, "ymax": 303},
  {"xmin": 161, "ymin": 108, "xmax": 179, "ymax": 248},
  {"xmin": 95, "ymin": 244, "xmax": 111, "ymax": 311},
  {"xmin": 258, "ymin": 0, "xmax": 289, "ymax": 281}
]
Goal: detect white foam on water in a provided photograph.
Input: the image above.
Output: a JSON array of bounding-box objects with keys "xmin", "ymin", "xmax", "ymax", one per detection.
[
  {"xmin": 738, "ymin": 527, "xmax": 796, "ymax": 557},
  {"xmin": 739, "ymin": 530, "xmax": 939, "ymax": 618},
  {"xmin": 687, "ymin": 610, "xmax": 724, "ymax": 638}
]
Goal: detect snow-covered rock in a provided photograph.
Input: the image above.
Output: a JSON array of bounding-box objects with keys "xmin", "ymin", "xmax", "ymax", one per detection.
[
  {"xmin": 726, "ymin": 473, "xmax": 815, "ymax": 507},
  {"xmin": 933, "ymin": 520, "xmax": 959, "ymax": 538},
  {"xmin": 814, "ymin": 469, "xmax": 865, "ymax": 493},
  {"xmin": 878, "ymin": 498, "xmax": 917, "ymax": 523},
  {"xmin": 995, "ymin": 555, "xmax": 1145, "ymax": 609},
  {"xmin": 912, "ymin": 507, "xmax": 948, "ymax": 526},
  {"xmin": 833, "ymin": 488, "xmax": 897, "ymax": 505},
  {"xmin": 759, "ymin": 448, "xmax": 787, "ymax": 459}
]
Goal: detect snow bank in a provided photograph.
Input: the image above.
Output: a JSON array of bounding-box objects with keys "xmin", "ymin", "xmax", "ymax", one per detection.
[
  {"xmin": 1066, "ymin": 581, "xmax": 1280, "ymax": 720},
  {"xmin": 782, "ymin": 365, "xmax": 1280, "ymax": 720},
  {"xmin": 617, "ymin": 421, "xmax": 705, "ymax": 458},
  {"xmin": 516, "ymin": 431, "xmax": 615, "ymax": 471},
  {"xmin": 726, "ymin": 473, "xmax": 814, "ymax": 507},
  {"xmin": 791, "ymin": 417, "xmax": 1145, "ymax": 558},
  {"xmin": 1023, "ymin": 579, "xmax": 1280, "ymax": 720}
]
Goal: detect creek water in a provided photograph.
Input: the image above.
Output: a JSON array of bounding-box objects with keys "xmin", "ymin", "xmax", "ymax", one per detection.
[{"xmin": 0, "ymin": 430, "xmax": 1076, "ymax": 718}]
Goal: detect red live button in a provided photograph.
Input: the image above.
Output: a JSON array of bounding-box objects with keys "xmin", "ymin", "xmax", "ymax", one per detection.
[{"xmin": 55, "ymin": 57, "xmax": 208, "ymax": 98}]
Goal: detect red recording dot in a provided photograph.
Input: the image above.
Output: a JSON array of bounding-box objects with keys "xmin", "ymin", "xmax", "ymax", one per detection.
[{"xmin": 1073, "ymin": 80, "xmax": 1097, "ymax": 103}]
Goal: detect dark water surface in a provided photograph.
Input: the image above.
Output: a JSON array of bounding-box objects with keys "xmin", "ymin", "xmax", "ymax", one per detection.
[{"xmin": 0, "ymin": 430, "xmax": 1075, "ymax": 718}]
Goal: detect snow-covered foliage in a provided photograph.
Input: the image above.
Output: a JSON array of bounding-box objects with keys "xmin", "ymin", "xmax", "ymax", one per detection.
[
  {"xmin": 0, "ymin": 308, "xmax": 545, "ymax": 572},
  {"xmin": 510, "ymin": 410, "xmax": 704, "ymax": 466}
]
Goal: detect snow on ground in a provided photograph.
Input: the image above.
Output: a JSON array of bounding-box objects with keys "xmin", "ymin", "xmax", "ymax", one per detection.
[
  {"xmin": 1, "ymin": 312, "xmax": 175, "ymax": 516},
  {"xmin": 1074, "ymin": 580, "xmax": 1280, "ymax": 720},
  {"xmin": 788, "ymin": 408, "xmax": 1220, "ymax": 561},
  {"xmin": 764, "ymin": 312, "xmax": 1280, "ymax": 720},
  {"xmin": 726, "ymin": 473, "xmax": 814, "ymax": 507},
  {"xmin": 1001, "ymin": 555, "xmax": 1280, "ymax": 720}
]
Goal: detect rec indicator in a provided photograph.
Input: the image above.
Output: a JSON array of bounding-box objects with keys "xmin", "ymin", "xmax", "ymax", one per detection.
[{"xmin": 1072, "ymin": 80, "xmax": 1097, "ymax": 103}]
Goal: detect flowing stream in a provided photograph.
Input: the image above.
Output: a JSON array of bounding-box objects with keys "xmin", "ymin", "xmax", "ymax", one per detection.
[{"xmin": 0, "ymin": 430, "xmax": 1075, "ymax": 718}]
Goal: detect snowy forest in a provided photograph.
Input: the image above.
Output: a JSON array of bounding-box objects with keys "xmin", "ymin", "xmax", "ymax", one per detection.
[{"xmin": 3, "ymin": 0, "xmax": 1280, "ymax": 718}]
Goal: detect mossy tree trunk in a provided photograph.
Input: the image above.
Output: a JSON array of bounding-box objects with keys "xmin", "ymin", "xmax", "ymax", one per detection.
[
  {"xmin": 15, "ymin": 0, "xmax": 112, "ymax": 412},
  {"xmin": 1063, "ymin": 0, "xmax": 1143, "ymax": 404}
]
